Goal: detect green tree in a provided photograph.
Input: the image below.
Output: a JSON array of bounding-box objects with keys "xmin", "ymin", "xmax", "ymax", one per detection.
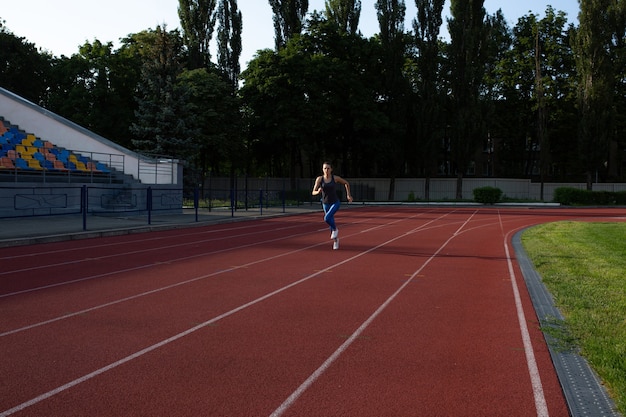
[
  {"xmin": 534, "ymin": 9, "xmax": 576, "ymax": 189},
  {"xmin": 325, "ymin": 0, "xmax": 362, "ymax": 35},
  {"xmin": 496, "ymin": 14, "xmax": 540, "ymax": 178},
  {"xmin": 240, "ymin": 46, "xmax": 312, "ymax": 179},
  {"xmin": 0, "ymin": 20, "xmax": 52, "ymax": 104},
  {"xmin": 51, "ymin": 40, "xmax": 139, "ymax": 147},
  {"xmin": 178, "ymin": 0, "xmax": 217, "ymax": 69},
  {"xmin": 411, "ymin": 0, "xmax": 446, "ymax": 195},
  {"xmin": 301, "ymin": 13, "xmax": 387, "ymax": 177},
  {"xmin": 37, "ymin": 32, "xmax": 154, "ymax": 149},
  {"xmin": 131, "ymin": 26, "xmax": 196, "ymax": 158},
  {"xmin": 217, "ymin": 0, "xmax": 243, "ymax": 90},
  {"xmin": 376, "ymin": 0, "xmax": 409, "ymax": 198},
  {"xmin": 44, "ymin": 54, "xmax": 92, "ymax": 127},
  {"xmin": 612, "ymin": 1, "xmax": 626, "ymax": 180},
  {"xmin": 241, "ymin": 17, "xmax": 386, "ymax": 180},
  {"xmin": 480, "ymin": 10, "xmax": 511, "ymax": 179},
  {"xmin": 489, "ymin": 8, "xmax": 576, "ymax": 185},
  {"xmin": 447, "ymin": 0, "xmax": 489, "ymax": 199},
  {"xmin": 269, "ymin": 0, "xmax": 309, "ymax": 49},
  {"xmin": 216, "ymin": 0, "xmax": 243, "ymax": 185},
  {"xmin": 573, "ymin": 0, "xmax": 621, "ymax": 188},
  {"xmin": 178, "ymin": 68, "xmax": 240, "ymax": 182}
]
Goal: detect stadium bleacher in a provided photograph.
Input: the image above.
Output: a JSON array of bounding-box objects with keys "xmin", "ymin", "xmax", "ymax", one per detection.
[{"xmin": 0, "ymin": 117, "xmax": 111, "ymax": 178}]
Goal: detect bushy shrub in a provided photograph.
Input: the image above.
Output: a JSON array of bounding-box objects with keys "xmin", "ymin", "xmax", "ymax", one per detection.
[
  {"xmin": 473, "ymin": 186, "xmax": 503, "ymax": 204},
  {"xmin": 615, "ymin": 191, "xmax": 626, "ymax": 205},
  {"xmin": 553, "ymin": 187, "xmax": 587, "ymax": 205},
  {"xmin": 554, "ymin": 187, "xmax": 621, "ymax": 205},
  {"xmin": 594, "ymin": 191, "xmax": 616, "ymax": 205}
]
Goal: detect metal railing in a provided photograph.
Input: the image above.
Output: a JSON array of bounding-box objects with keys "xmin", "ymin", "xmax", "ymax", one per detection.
[{"xmin": 0, "ymin": 184, "xmax": 316, "ymax": 231}]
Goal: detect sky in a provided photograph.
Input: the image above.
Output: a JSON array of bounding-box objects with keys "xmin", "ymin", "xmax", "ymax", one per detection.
[{"xmin": 2, "ymin": 0, "xmax": 579, "ymax": 69}]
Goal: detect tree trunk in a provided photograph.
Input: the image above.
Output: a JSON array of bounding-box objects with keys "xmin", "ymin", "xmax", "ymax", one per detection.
[
  {"xmin": 456, "ymin": 172, "xmax": 464, "ymax": 200},
  {"xmin": 388, "ymin": 177, "xmax": 396, "ymax": 201}
]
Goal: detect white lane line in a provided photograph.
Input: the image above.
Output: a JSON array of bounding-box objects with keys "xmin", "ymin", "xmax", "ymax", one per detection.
[
  {"xmin": 0, "ymin": 218, "xmax": 299, "ymax": 261},
  {"xmin": 1, "ymin": 209, "xmax": 439, "ymax": 334},
  {"xmin": 0, "ymin": 268, "xmax": 328, "ymax": 417},
  {"xmin": 269, "ymin": 211, "xmax": 476, "ymax": 417},
  {"xmin": 0, "ymin": 222, "xmax": 319, "ymax": 298},
  {"xmin": 0, "ymin": 222, "xmax": 309, "ymax": 276},
  {"xmin": 0, "ymin": 231, "xmax": 325, "ymax": 335},
  {"xmin": 0, "ymin": 210, "xmax": 455, "ymax": 416},
  {"xmin": 504, "ymin": 228, "xmax": 549, "ymax": 417}
]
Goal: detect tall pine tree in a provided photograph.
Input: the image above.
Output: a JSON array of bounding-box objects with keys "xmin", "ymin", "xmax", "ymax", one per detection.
[
  {"xmin": 268, "ymin": 0, "xmax": 309, "ymax": 50},
  {"xmin": 178, "ymin": 0, "xmax": 217, "ymax": 69},
  {"xmin": 376, "ymin": 0, "xmax": 408, "ymax": 198},
  {"xmin": 412, "ymin": 0, "xmax": 445, "ymax": 191},
  {"xmin": 447, "ymin": 0, "xmax": 489, "ymax": 198},
  {"xmin": 217, "ymin": 0, "xmax": 243, "ymax": 90},
  {"xmin": 131, "ymin": 26, "xmax": 196, "ymax": 158},
  {"xmin": 574, "ymin": 0, "xmax": 620, "ymax": 188},
  {"xmin": 325, "ymin": 0, "xmax": 362, "ymax": 35}
]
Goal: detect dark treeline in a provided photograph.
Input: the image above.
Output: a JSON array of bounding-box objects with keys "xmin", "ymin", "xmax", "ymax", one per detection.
[{"xmin": 1, "ymin": 0, "xmax": 625, "ymax": 197}]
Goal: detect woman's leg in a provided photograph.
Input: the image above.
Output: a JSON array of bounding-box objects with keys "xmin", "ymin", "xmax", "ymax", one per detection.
[{"xmin": 322, "ymin": 201, "xmax": 341, "ymax": 231}]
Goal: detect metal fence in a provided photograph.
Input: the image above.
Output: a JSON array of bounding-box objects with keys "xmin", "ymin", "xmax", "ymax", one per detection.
[
  {"xmin": 0, "ymin": 183, "xmax": 313, "ymax": 230},
  {"xmin": 3, "ymin": 178, "xmax": 626, "ymax": 227}
]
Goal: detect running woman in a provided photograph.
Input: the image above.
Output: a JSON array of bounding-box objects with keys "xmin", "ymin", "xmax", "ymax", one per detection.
[{"xmin": 312, "ymin": 162, "xmax": 353, "ymax": 249}]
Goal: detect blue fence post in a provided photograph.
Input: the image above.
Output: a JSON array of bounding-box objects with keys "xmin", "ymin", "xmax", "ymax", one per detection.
[
  {"xmin": 208, "ymin": 173, "xmax": 212, "ymax": 212},
  {"xmin": 282, "ymin": 178, "xmax": 286, "ymax": 213},
  {"xmin": 194, "ymin": 187, "xmax": 199, "ymax": 222},
  {"xmin": 259, "ymin": 189, "xmax": 263, "ymax": 215},
  {"xmin": 82, "ymin": 185, "xmax": 87, "ymax": 231},
  {"xmin": 230, "ymin": 189, "xmax": 234, "ymax": 217},
  {"xmin": 147, "ymin": 186, "xmax": 152, "ymax": 225}
]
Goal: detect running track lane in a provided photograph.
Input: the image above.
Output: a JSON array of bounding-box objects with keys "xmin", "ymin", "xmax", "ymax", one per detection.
[{"xmin": 1, "ymin": 207, "xmax": 624, "ymax": 416}]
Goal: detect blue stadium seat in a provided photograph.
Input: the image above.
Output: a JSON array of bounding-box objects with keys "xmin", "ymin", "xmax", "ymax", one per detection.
[
  {"xmin": 96, "ymin": 163, "xmax": 110, "ymax": 173},
  {"xmin": 15, "ymin": 158, "xmax": 30, "ymax": 169},
  {"xmin": 0, "ymin": 118, "xmax": 115, "ymax": 177}
]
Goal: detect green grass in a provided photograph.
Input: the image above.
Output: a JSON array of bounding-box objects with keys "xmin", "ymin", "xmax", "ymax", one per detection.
[{"xmin": 522, "ymin": 222, "xmax": 626, "ymax": 413}]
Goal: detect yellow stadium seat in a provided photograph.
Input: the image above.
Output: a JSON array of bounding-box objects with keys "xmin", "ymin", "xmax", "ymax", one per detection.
[
  {"xmin": 28, "ymin": 159, "xmax": 43, "ymax": 170},
  {"xmin": 75, "ymin": 161, "xmax": 89, "ymax": 171},
  {"xmin": 23, "ymin": 135, "xmax": 36, "ymax": 146}
]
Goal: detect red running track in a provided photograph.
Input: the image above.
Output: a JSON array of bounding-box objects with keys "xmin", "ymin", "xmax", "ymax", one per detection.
[{"xmin": 1, "ymin": 206, "xmax": 624, "ymax": 417}]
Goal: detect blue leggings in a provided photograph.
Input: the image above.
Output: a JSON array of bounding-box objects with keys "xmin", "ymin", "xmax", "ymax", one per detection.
[{"xmin": 322, "ymin": 201, "xmax": 341, "ymax": 231}]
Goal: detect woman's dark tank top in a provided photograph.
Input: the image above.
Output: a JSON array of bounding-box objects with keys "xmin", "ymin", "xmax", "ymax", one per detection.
[{"xmin": 321, "ymin": 175, "xmax": 338, "ymax": 204}]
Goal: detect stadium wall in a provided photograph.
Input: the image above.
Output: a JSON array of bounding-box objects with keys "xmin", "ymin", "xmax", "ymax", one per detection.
[{"xmin": 206, "ymin": 177, "xmax": 626, "ymax": 203}]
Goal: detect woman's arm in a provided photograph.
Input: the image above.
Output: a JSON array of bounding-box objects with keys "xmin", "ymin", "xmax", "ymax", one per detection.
[
  {"xmin": 335, "ymin": 176, "xmax": 353, "ymax": 203},
  {"xmin": 311, "ymin": 176, "xmax": 322, "ymax": 196}
]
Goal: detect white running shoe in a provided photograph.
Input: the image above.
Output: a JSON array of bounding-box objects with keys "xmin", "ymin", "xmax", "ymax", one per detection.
[
  {"xmin": 333, "ymin": 238, "xmax": 339, "ymax": 250},
  {"xmin": 330, "ymin": 229, "xmax": 338, "ymax": 240}
]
